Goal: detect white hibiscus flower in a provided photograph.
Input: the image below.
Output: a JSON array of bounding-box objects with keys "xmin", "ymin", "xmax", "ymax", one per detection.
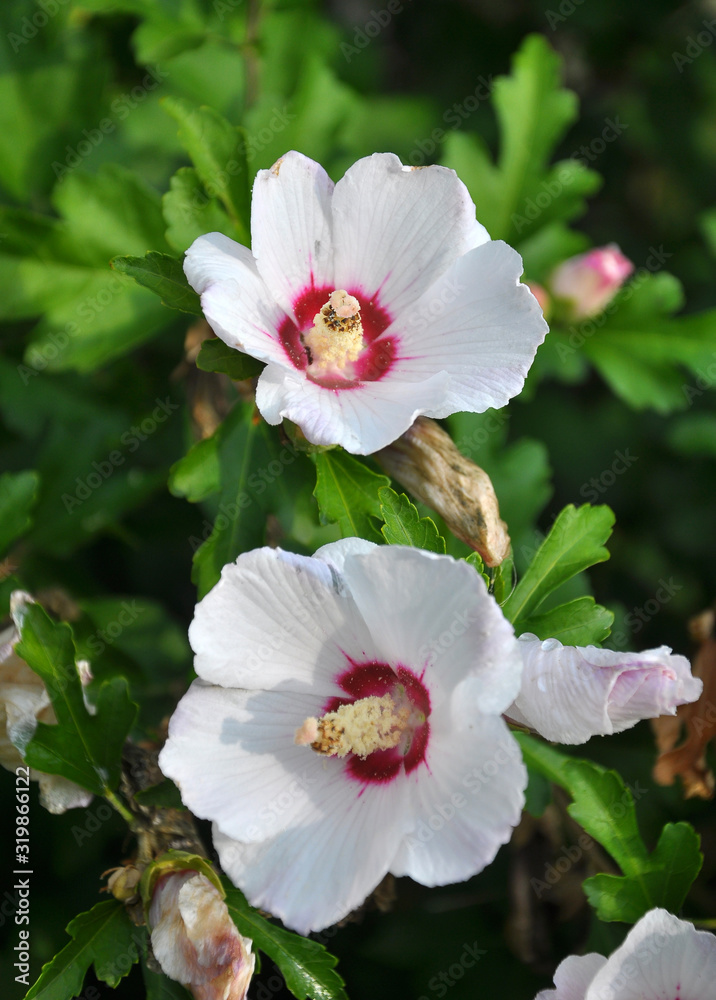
[
  {"xmin": 159, "ymin": 540, "xmax": 527, "ymax": 934},
  {"xmin": 535, "ymin": 908, "xmax": 716, "ymax": 1000},
  {"xmin": 184, "ymin": 151, "xmax": 548, "ymax": 454}
]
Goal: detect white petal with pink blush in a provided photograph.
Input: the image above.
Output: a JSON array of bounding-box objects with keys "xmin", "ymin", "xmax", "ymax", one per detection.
[
  {"xmin": 184, "ymin": 151, "xmax": 548, "ymax": 454},
  {"xmin": 508, "ymin": 634, "xmax": 702, "ymax": 745},
  {"xmin": 159, "ymin": 541, "xmax": 527, "ymax": 933},
  {"xmin": 535, "ymin": 908, "xmax": 716, "ymax": 1000}
]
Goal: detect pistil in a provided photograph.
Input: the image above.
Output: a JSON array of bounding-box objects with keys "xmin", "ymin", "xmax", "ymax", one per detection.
[
  {"xmin": 295, "ymin": 694, "xmax": 410, "ymax": 759},
  {"xmin": 303, "ymin": 290, "xmax": 365, "ymax": 372}
]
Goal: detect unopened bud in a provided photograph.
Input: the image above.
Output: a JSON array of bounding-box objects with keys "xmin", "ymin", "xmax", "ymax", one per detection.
[
  {"xmin": 146, "ymin": 856, "xmax": 254, "ymax": 1000},
  {"xmin": 107, "ymin": 865, "xmax": 141, "ymax": 902},
  {"xmin": 376, "ymin": 417, "xmax": 510, "ymax": 566},
  {"xmin": 548, "ymin": 244, "xmax": 634, "ymax": 320}
]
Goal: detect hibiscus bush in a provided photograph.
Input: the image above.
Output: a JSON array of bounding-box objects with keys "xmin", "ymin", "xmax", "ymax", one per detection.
[{"xmin": 2, "ymin": 1, "xmax": 716, "ymax": 999}]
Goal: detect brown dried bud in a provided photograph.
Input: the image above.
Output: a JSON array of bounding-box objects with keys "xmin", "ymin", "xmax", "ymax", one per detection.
[{"xmin": 376, "ymin": 417, "xmax": 510, "ymax": 566}]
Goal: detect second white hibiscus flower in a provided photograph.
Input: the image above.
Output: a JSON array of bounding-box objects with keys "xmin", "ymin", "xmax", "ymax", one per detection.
[
  {"xmin": 159, "ymin": 541, "xmax": 701, "ymax": 934},
  {"xmin": 184, "ymin": 151, "xmax": 548, "ymax": 454}
]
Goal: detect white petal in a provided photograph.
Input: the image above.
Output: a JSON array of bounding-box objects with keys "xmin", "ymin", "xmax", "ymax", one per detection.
[
  {"xmin": 535, "ymin": 953, "xmax": 606, "ymax": 1000},
  {"xmin": 385, "ymin": 240, "xmax": 548, "ymax": 416},
  {"xmin": 37, "ymin": 774, "xmax": 93, "ymax": 814},
  {"xmin": 586, "ymin": 908, "xmax": 716, "ymax": 1000},
  {"xmin": 511, "ymin": 636, "xmax": 702, "ymax": 745},
  {"xmin": 342, "ymin": 546, "xmax": 522, "ymax": 714},
  {"xmin": 314, "ymin": 537, "xmax": 378, "ymax": 574},
  {"xmin": 332, "ymin": 154, "xmax": 489, "ymax": 319},
  {"xmin": 255, "ymin": 361, "xmax": 449, "ymax": 454},
  {"xmin": 184, "ymin": 232, "xmax": 290, "ymax": 367},
  {"xmin": 214, "ymin": 768, "xmax": 411, "ymax": 935},
  {"xmin": 159, "ymin": 681, "xmax": 339, "ymax": 842},
  {"xmin": 188, "ymin": 547, "xmax": 376, "ymax": 692},
  {"xmin": 390, "ymin": 714, "xmax": 525, "ymax": 884},
  {"xmin": 251, "ymin": 151, "xmax": 334, "ymax": 316}
]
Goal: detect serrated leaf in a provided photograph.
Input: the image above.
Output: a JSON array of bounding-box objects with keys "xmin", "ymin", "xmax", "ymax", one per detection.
[
  {"xmin": 465, "ymin": 550, "xmax": 489, "ymax": 587},
  {"xmin": 171, "ymin": 402, "xmax": 312, "ymax": 598},
  {"xmin": 223, "ymin": 884, "xmax": 347, "ymax": 1000},
  {"xmin": 441, "ymin": 35, "xmax": 600, "ymax": 243},
  {"xmin": 163, "ymin": 166, "xmax": 237, "ymax": 253},
  {"xmin": 313, "ymin": 451, "xmax": 389, "ymax": 543},
  {"xmin": 517, "ymin": 596, "xmax": 613, "ymax": 645},
  {"xmin": 17, "ymin": 603, "xmax": 137, "ymax": 795},
  {"xmin": 0, "ymin": 470, "xmax": 39, "ymax": 556},
  {"xmin": 163, "ymin": 97, "xmax": 250, "ymax": 240},
  {"xmin": 563, "ymin": 760, "xmax": 648, "ymax": 875},
  {"xmin": 111, "ymin": 253, "xmax": 201, "ymax": 314},
  {"xmin": 379, "ymin": 487, "xmax": 445, "ymax": 553},
  {"xmin": 583, "ymin": 823, "xmax": 702, "ymax": 922},
  {"xmin": 25, "ymin": 901, "xmax": 143, "ymax": 999},
  {"xmin": 195, "ymin": 338, "xmax": 264, "ymax": 380},
  {"xmin": 503, "ymin": 504, "xmax": 613, "ymax": 626}
]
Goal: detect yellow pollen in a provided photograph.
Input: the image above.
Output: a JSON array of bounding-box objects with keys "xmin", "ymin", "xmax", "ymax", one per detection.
[
  {"xmin": 303, "ymin": 290, "xmax": 365, "ymax": 372},
  {"xmin": 295, "ymin": 694, "xmax": 410, "ymax": 759}
]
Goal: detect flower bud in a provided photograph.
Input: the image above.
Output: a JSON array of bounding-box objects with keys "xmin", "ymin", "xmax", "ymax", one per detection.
[
  {"xmin": 509, "ymin": 635, "xmax": 702, "ymax": 744},
  {"xmin": 106, "ymin": 865, "xmax": 141, "ymax": 902},
  {"xmin": 148, "ymin": 869, "xmax": 254, "ymax": 1000},
  {"xmin": 376, "ymin": 416, "xmax": 510, "ymax": 566},
  {"xmin": 548, "ymin": 243, "xmax": 633, "ymax": 320}
]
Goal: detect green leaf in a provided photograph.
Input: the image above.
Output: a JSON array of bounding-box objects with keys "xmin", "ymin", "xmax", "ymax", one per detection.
[
  {"xmin": 465, "ymin": 551, "xmax": 490, "ymax": 587},
  {"xmin": 0, "ymin": 165, "xmax": 174, "ymax": 372},
  {"xmin": 111, "ymin": 252, "xmax": 201, "ymax": 314},
  {"xmin": 502, "ymin": 504, "xmax": 613, "ymax": 626},
  {"xmin": 163, "ymin": 166, "xmax": 237, "ymax": 253},
  {"xmin": 379, "ymin": 487, "xmax": 445, "ymax": 553},
  {"xmin": 0, "ymin": 470, "xmax": 39, "ymax": 556},
  {"xmin": 163, "ymin": 97, "xmax": 250, "ymax": 240},
  {"xmin": 195, "ymin": 338, "xmax": 264, "ymax": 380},
  {"xmin": 25, "ymin": 901, "xmax": 143, "ymax": 999},
  {"xmin": 134, "ymin": 779, "xmax": 186, "ymax": 810},
  {"xmin": 516, "ymin": 596, "xmax": 613, "ymax": 645},
  {"xmin": 516, "ymin": 737, "xmax": 703, "ymax": 922},
  {"xmin": 223, "ymin": 884, "xmax": 348, "ymax": 1000},
  {"xmin": 171, "ymin": 402, "xmax": 312, "ymax": 598},
  {"xmin": 313, "ymin": 451, "xmax": 389, "ymax": 543},
  {"xmin": 441, "ymin": 35, "xmax": 600, "ymax": 243},
  {"xmin": 584, "ymin": 823, "xmax": 703, "ymax": 922},
  {"xmin": 491, "ymin": 552, "xmax": 515, "ymax": 605},
  {"xmin": 17, "ymin": 603, "xmax": 137, "ymax": 795}
]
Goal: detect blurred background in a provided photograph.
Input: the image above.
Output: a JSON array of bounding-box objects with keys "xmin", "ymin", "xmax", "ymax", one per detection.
[{"xmin": 1, "ymin": 1, "xmax": 716, "ymax": 997}]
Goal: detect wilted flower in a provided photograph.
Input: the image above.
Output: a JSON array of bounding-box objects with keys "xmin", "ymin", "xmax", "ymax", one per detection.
[
  {"xmin": 376, "ymin": 415, "xmax": 510, "ymax": 566},
  {"xmin": 149, "ymin": 868, "xmax": 254, "ymax": 1000},
  {"xmin": 548, "ymin": 244, "xmax": 633, "ymax": 320},
  {"xmin": 184, "ymin": 150, "xmax": 547, "ymax": 454},
  {"xmin": 1, "ymin": 593, "xmax": 92, "ymax": 814},
  {"xmin": 508, "ymin": 634, "xmax": 701, "ymax": 744},
  {"xmin": 535, "ymin": 908, "xmax": 716, "ymax": 1000},
  {"xmin": 160, "ymin": 540, "xmax": 527, "ymax": 933}
]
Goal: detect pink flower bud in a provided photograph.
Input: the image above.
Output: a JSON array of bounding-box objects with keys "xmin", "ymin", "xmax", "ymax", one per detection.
[
  {"xmin": 549, "ymin": 243, "xmax": 634, "ymax": 320},
  {"xmin": 149, "ymin": 870, "xmax": 255, "ymax": 1000}
]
